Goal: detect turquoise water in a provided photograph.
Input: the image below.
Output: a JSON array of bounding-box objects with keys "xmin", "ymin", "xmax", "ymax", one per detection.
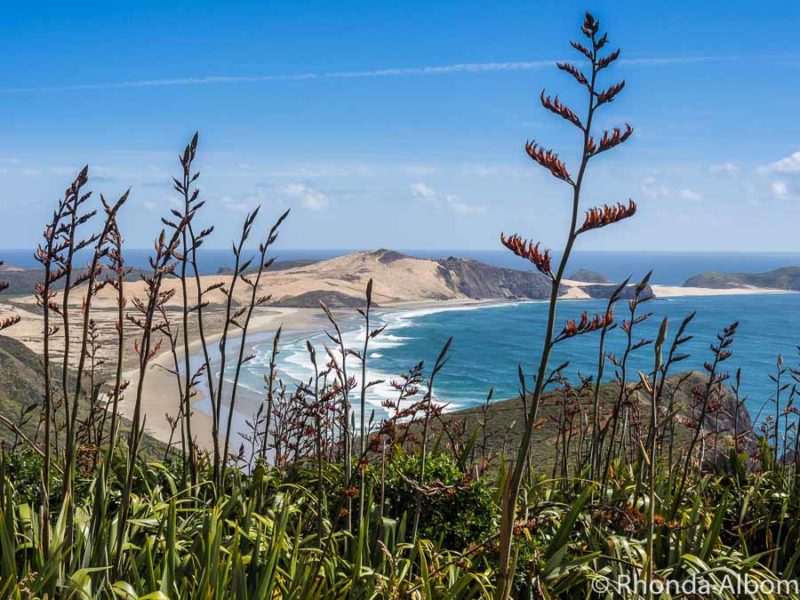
[{"xmin": 231, "ymin": 293, "xmax": 800, "ymax": 428}]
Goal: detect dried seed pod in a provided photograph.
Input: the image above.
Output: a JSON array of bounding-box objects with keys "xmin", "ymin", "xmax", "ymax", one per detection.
[
  {"xmin": 577, "ymin": 200, "xmax": 637, "ymax": 233},
  {"xmin": 524, "ymin": 141, "xmax": 572, "ymax": 183},
  {"xmin": 557, "ymin": 310, "xmax": 614, "ymax": 342},
  {"xmin": 500, "ymin": 233, "xmax": 553, "ymax": 277},
  {"xmin": 540, "ymin": 91, "xmax": 583, "ymax": 129},
  {"xmin": 595, "ymin": 124, "xmax": 634, "ymax": 155}
]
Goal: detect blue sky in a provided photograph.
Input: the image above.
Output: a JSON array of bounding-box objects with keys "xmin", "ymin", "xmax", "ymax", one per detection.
[{"xmin": 0, "ymin": 1, "xmax": 799, "ymax": 251}]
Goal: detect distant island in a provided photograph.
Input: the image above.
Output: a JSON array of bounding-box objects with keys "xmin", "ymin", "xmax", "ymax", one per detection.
[{"xmin": 683, "ymin": 266, "xmax": 800, "ymax": 291}]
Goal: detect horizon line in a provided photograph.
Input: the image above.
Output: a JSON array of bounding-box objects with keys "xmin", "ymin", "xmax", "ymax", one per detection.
[{"xmin": 1, "ymin": 247, "xmax": 799, "ymax": 254}]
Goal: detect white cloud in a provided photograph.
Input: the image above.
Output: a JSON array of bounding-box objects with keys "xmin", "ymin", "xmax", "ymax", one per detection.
[
  {"xmin": 640, "ymin": 178, "xmax": 703, "ymax": 202},
  {"xmin": 220, "ymin": 196, "xmax": 255, "ymax": 213},
  {"xmin": 678, "ymin": 188, "xmax": 702, "ymax": 201},
  {"xmin": 708, "ymin": 162, "xmax": 742, "ymax": 175},
  {"xmin": 640, "ymin": 176, "xmax": 669, "ymax": 200},
  {"xmin": 0, "ymin": 57, "xmax": 737, "ymax": 94},
  {"xmin": 771, "ymin": 180, "xmax": 791, "ymax": 199},
  {"xmin": 410, "ymin": 182, "xmax": 437, "ymax": 200},
  {"xmin": 760, "ymin": 151, "xmax": 800, "ymax": 174},
  {"xmin": 404, "ymin": 165, "xmax": 440, "ymax": 177},
  {"xmin": 279, "ymin": 183, "xmax": 329, "ymax": 210},
  {"xmin": 445, "ymin": 195, "xmax": 486, "ymax": 215},
  {"xmin": 409, "ymin": 182, "xmax": 485, "ymax": 215}
]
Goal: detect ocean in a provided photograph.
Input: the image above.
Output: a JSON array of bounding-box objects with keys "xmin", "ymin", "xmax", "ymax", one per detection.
[
  {"xmin": 223, "ymin": 292, "xmax": 800, "ymax": 435},
  {"xmin": 4, "ymin": 248, "xmax": 800, "ymax": 285}
]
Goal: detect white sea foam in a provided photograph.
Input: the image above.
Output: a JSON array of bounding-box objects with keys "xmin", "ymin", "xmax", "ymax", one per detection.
[
  {"xmin": 203, "ymin": 302, "xmax": 524, "ymax": 427},
  {"xmin": 256, "ymin": 308, "xmax": 471, "ymax": 421}
]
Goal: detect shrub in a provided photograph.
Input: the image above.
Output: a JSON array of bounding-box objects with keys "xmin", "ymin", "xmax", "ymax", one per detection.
[{"xmin": 382, "ymin": 450, "xmax": 496, "ymax": 550}]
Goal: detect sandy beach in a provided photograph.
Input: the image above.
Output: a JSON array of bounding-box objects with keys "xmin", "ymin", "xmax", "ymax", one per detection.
[
  {"xmin": 650, "ymin": 284, "xmax": 793, "ymax": 297},
  {"xmin": 120, "ymin": 306, "xmax": 325, "ymax": 450}
]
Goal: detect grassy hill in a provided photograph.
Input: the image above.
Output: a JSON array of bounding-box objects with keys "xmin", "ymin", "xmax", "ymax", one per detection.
[
  {"xmin": 436, "ymin": 370, "xmax": 749, "ymax": 471},
  {"xmin": 684, "ymin": 266, "xmax": 800, "ymax": 290},
  {"xmin": 0, "ymin": 335, "xmax": 163, "ymax": 455},
  {"xmin": 0, "ymin": 335, "xmax": 50, "ymax": 445}
]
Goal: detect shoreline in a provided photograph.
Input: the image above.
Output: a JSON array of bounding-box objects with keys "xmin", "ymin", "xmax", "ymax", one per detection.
[
  {"xmin": 120, "ymin": 307, "xmax": 326, "ymax": 450},
  {"xmin": 126, "ymin": 298, "xmax": 536, "ymax": 449},
  {"xmin": 11, "ymin": 284, "xmax": 794, "ymax": 450},
  {"xmin": 650, "ymin": 284, "xmax": 795, "ymax": 297}
]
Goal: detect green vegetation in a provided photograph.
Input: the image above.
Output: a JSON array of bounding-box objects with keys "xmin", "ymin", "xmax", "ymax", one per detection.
[
  {"xmin": 684, "ymin": 266, "xmax": 800, "ymax": 290},
  {"xmin": 567, "ymin": 269, "xmax": 609, "ymax": 284},
  {"xmin": 1, "ymin": 11, "xmax": 800, "ymax": 600},
  {"xmin": 0, "ymin": 336, "xmax": 50, "ymax": 445}
]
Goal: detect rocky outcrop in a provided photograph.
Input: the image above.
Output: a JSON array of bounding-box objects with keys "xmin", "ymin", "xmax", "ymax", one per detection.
[
  {"xmin": 435, "ymin": 257, "xmax": 552, "ymax": 300},
  {"xmin": 568, "ymin": 269, "xmax": 609, "ymax": 283},
  {"xmin": 664, "ymin": 371, "xmax": 752, "ymax": 443}
]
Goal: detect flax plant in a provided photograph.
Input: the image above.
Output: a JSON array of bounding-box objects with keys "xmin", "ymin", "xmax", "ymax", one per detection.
[
  {"xmin": 587, "ymin": 277, "xmax": 627, "ymax": 478},
  {"xmin": 102, "ymin": 200, "xmax": 129, "ymax": 465},
  {"xmin": 672, "ymin": 321, "xmax": 738, "ymax": 517},
  {"xmin": 320, "ymin": 302, "xmax": 356, "ymax": 530},
  {"xmin": 5, "ymin": 13, "xmax": 800, "ymax": 600},
  {"xmin": 494, "ymin": 13, "xmax": 637, "ymax": 596},
  {"xmin": 260, "ymin": 324, "xmax": 282, "ymax": 459},
  {"xmin": 211, "ymin": 208, "xmax": 259, "ymax": 484},
  {"xmin": 221, "ymin": 209, "xmax": 289, "ymax": 477},
  {"xmin": 172, "ymin": 132, "xmax": 203, "ymax": 486},
  {"xmin": 356, "ymin": 279, "xmax": 384, "ymax": 522},
  {"xmin": 113, "ymin": 208, "xmax": 191, "ymax": 575},
  {"xmin": 34, "ymin": 168, "xmax": 88, "ymax": 555},
  {"xmin": 64, "ymin": 189, "xmax": 128, "ymax": 518},
  {"xmin": 600, "ymin": 274, "xmax": 653, "ymax": 486}
]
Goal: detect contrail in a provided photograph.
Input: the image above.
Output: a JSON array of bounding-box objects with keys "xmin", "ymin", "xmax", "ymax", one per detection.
[{"xmin": 0, "ymin": 56, "xmax": 734, "ymax": 94}]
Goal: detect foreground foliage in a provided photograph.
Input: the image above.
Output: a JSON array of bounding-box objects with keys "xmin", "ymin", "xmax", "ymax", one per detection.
[
  {"xmin": 2, "ymin": 447, "xmax": 800, "ymax": 598},
  {"xmin": 1, "ymin": 10, "xmax": 799, "ymax": 600}
]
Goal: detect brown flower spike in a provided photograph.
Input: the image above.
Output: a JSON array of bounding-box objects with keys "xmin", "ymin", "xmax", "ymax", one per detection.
[
  {"xmin": 593, "ymin": 124, "xmax": 633, "ymax": 155},
  {"xmin": 524, "ymin": 142, "xmax": 572, "ymax": 183},
  {"xmin": 556, "ymin": 61, "xmax": 588, "ymax": 87},
  {"xmin": 578, "ymin": 200, "xmax": 637, "ymax": 233},
  {"xmin": 556, "ymin": 310, "xmax": 614, "ymax": 342},
  {"xmin": 540, "ymin": 91, "xmax": 583, "ymax": 130},
  {"xmin": 500, "ymin": 234, "xmax": 553, "ymax": 277},
  {"xmin": 596, "ymin": 80, "xmax": 626, "ymax": 105}
]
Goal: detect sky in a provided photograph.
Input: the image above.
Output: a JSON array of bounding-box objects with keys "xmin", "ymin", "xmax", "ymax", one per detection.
[{"xmin": 0, "ymin": 1, "xmax": 799, "ymax": 252}]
